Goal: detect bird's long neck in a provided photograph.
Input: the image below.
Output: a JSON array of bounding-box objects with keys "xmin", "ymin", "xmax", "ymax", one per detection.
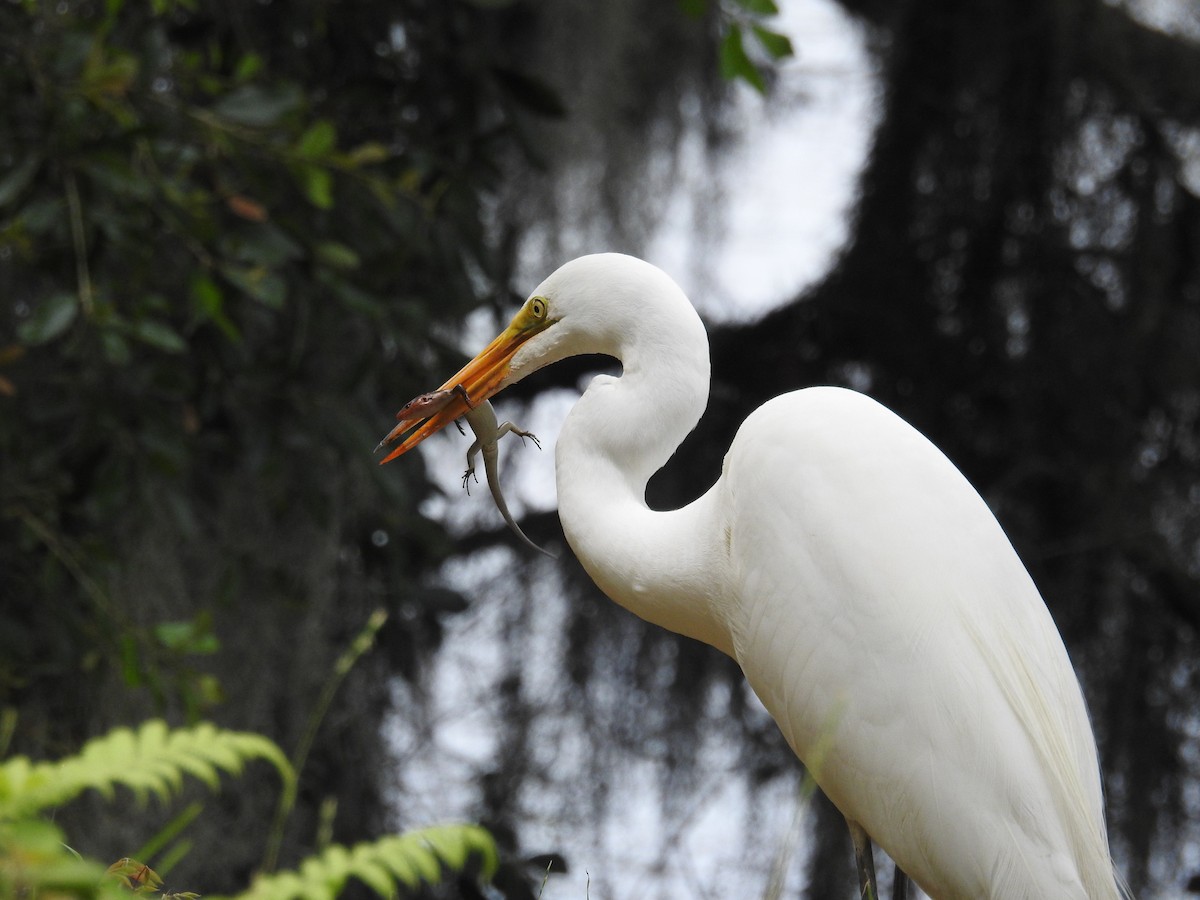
[{"xmin": 553, "ymin": 309, "xmax": 734, "ymax": 656}]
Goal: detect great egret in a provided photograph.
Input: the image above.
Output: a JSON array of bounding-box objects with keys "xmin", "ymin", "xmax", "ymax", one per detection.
[{"xmin": 380, "ymin": 253, "xmax": 1125, "ymax": 899}]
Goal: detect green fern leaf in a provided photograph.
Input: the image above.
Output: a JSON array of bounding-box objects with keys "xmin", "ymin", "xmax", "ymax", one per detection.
[
  {"xmin": 231, "ymin": 824, "xmax": 498, "ymax": 900},
  {"xmin": 416, "ymin": 825, "xmax": 487, "ymax": 873},
  {"xmin": 301, "ymin": 843, "xmax": 349, "ymax": 898},
  {"xmin": 376, "ymin": 834, "xmax": 437, "ymax": 887},
  {"xmin": 0, "ymin": 818, "xmax": 119, "ymax": 899},
  {"xmin": 0, "ymin": 720, "xmax": 295, "ymax": 820},
  {"xmin": 343, "ymin": 855, "xmax": 393, "ymax": 898}
]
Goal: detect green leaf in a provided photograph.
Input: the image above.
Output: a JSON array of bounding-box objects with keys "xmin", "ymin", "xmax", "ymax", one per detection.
[
  {"xmin": 344, "ymin": 142, "xmax": 389, "ymax": 166},
  {"xmin": 751, "ymin": 25, "xmax": 794, "ymax": 60},
  {"xmin": 315, "ymin": 242, "xmax": 361, "ymax": 271},
  {"xmin": 153, "ymin": 622, "xmax": 196, "ymax": 651},
  {"xmin": 119, "ymin": 635, "xmax": 142, "ymax": 686},
  {"xmin": 191, "ymin": 274, "xmax": 221, "ymax": 313},
  {"xmin": 299, "ymin": 165, "xmax": 334, "ymax": 209},
  {"xmin": 101, "ymin": 328, "xmax": 132, "ymax": 365},
  {"xmin": 0, "ymin": 720, "xmax": 295, "ymax": 820},
  {"xmin": 191, "ymin": 274, "xmax": 240, "ymax": 341},
  {"xmin": 719, "ymin": 26, "xmax": 766, "ymax": 93},
  {"xmin": 349, "ymin": 858, "xmax": 395, "ymax": 898},
  {"xmin": 213, "ymin": 84, "xmax": 303, "ymax": 127},
  {"xmin": 81, "ymin": 51, "xmax": 140, "ymax": 98},
  {"xmin": 735, "ymin": 0, "xmax": 778, "ymax": 14},
  {"xmin": 104, "ymin": 0, "xmax": 126, "ymax": 23},
  {"xmin": 297, "ymin": 120, "xmax": 336, "ymax": 159},
  {"xmin": 18, "ymin": 292, "xmax": 79, "ymax": 345},
  {"xmin": 227, "ymin": 825, "xmax": 498, "ymax": 900},
  {"xmin": 154, "ymin": 617, "xmax": 219, "ymax": 654},
  {"xmin": 132, "ymin": 801, "xmax": 203, "ymax": 863},
  {"xmin": 1, "ymin": 820, "xmax": 113, "ymax": 898},
  {"xmin": 129, "ymin": 319, "xmax": 187, "ymax": 353},
  {"xmin": 234, "ymin": 53, "xmax": 263, "ymax": 82}
]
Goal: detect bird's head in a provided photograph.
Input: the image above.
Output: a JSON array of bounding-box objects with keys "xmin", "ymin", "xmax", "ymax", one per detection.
[{"xmin": 378, "ymin": 253, "xmax": 692, "ymax": 462}]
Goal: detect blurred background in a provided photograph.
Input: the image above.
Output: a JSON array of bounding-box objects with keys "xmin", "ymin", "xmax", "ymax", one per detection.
[{"xmin": 2, "ymin": 0, "xmax": 1198, "ymax": 897}]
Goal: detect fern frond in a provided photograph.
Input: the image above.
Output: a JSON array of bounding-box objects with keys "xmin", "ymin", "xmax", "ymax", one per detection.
[
  {"xmin": 0, "ymin": 819, "xmax": 121, "ymax": 900},
  {"xmin": 232, "ymin": 824, "xmax": 499, "ymax": 900},
  {"xmin": 0, "ymin": 720, "xmax": 296, "ymax": 820}
]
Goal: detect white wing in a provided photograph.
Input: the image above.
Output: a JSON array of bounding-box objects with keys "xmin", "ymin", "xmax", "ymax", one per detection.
[{"xmin": 719, "ymin": 386, "xmax": 1116, "ymax": 900}]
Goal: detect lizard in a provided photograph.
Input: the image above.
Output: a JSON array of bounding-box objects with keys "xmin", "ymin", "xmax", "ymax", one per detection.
[
  {"xmin": 379, "ymin": 385, "xmax": 554, "ymax": 557},
  {"xmin": 460, "ymin": 398, "xmax": 555, "ymax": 558},
  {"xmin": 376, "ymin": 384, "xmax": 473, "ymax": 451}
]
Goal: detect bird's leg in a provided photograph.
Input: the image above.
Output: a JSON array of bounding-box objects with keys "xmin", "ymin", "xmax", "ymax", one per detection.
[
  {"xmin": 891, "ymin": 867, "xmax": 909, "ymax": 900},
  {"xmin": 846, "ymin": 819, "xmax": 880, "ymax": 900}
]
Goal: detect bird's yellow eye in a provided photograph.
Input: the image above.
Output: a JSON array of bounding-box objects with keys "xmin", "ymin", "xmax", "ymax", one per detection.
[{"xmin": 503, "ymin": 294, "xmax": 553, "ymax": 339}]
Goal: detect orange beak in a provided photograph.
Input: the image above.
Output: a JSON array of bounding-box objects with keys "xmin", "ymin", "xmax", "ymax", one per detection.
[{"xmin": 377, "ymin": 321, "xmax": 535, "ymax": 464}]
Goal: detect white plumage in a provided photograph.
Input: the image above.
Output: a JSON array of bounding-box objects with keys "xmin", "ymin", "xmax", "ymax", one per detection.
[{"xmin": 382, "ymin": 253, "xmax": 1125, "ymax": 899}]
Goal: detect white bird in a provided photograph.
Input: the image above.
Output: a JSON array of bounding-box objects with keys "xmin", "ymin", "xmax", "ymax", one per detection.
[{"xmin": 380, "ymin": 253, "xmax": 1126, "ymax": 900}]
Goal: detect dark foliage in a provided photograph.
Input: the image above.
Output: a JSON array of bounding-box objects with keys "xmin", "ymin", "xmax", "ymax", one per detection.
[{"xmin": 0, "ymin": 0, "xmax": 557, "ymax": 891}]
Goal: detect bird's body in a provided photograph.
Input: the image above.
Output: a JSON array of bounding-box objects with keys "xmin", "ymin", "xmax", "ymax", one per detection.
[
  {"xmin": 709, "ymin": 391, "xmax": 1109, "ymax": 899},
  {"xmin": 381, "ymin": 253, "xmax": 1124, "ymax": 900}
]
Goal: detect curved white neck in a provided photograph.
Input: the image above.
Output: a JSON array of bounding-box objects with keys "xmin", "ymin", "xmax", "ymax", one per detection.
[{"xmin": 552, "ymin": 303, "xmax": 734, "ymax": 655}]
